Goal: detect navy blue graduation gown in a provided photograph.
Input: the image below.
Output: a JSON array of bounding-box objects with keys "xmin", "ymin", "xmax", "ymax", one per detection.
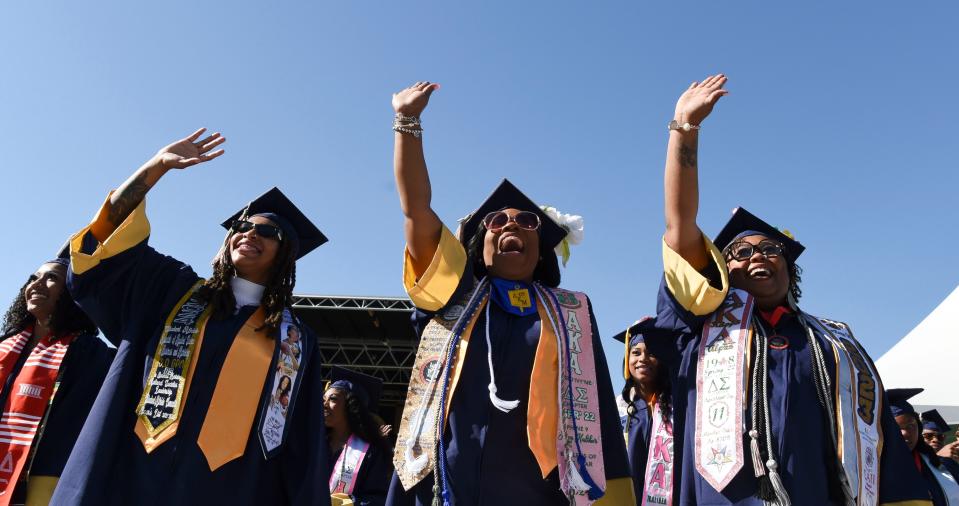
[
  {"xmin": 653, "ymin": 276, "xmax": 930, "ymax": 505},
  {"xmin": 917, "ymin": 449, "xmax": 959, "ymax": 506},
  {"xmin": 621, "ymin": 395, "xmax": 650, "ymax": 506},
  {"xmin": 386, "ymin": 267, "xmax": 631, "ymax": 506},
  {"xmin": 52, "ymin": 230, "xmax": 331, "ymax": 505},
  {"xmin": 329, "ymin": 442, "xmax": 393, "ymax": 506}
]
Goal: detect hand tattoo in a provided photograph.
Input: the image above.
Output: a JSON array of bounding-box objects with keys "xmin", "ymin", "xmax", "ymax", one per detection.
[
  {"xmin": 108, "ymin": 170, "xmax": 151, "ymax": 226},
  {"xmin": 679, "ymin": 144, "xmax": 698, "ymax": 169}
]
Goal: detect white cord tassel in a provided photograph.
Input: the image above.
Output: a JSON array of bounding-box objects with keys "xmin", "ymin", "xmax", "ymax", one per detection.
[
  {"xmin": 485, "ymin": 297, "xmax": 520, "ymax": 413},
  {"xmin": 766, "ymin": 459, "xmax": 792, "ymax": 506},
  {"xmin": 565, "ymin": 455, "xmax": 591, "ymax": 492},
  {"xmin": 749, "ymin": 430, "xmax": 765, "ymax": 477}
]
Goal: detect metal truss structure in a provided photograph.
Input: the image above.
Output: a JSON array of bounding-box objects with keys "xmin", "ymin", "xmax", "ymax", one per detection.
[{"xmin": 290, "ymin": 294, "xmax": 417, "ymax": 420}]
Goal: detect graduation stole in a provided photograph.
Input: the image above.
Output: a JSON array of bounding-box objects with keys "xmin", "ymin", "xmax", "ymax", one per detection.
[
  {"xmin": 641, "ymin": 400, "xmax": 674, "ymax": 506},
  {"xmin": 393, "ymin": 279, "xmax": 606, "ymax": 504},
  {"xmin": 805, "ymin": 316, "xmax": 882, "ymax": 506},
  {"xmin": 920, "ymin": 454, "xmax": 959, "ymax": 506},
  {"xmin": 0, "ymin": 328, "xmax": 75, "ymax": 505},
  {"xmin": 329, "ymin": 435, "xmax": 371, "ymax": 495},
  {"xmin": 136, "ymin": 279, "xmax": 308, "ymax": 468},
  {"xmin": 694, "ymin": 289, "xmax": 884, "ymax": 504}
]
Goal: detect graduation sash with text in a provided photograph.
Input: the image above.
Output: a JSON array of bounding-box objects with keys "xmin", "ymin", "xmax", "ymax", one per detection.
[
  {"xmin": 694, "ymin": 289, "xmax": 884, "ymax": 504},
  {"xmin": 0, "ymin": 329, "xmax": 75, "ymax": 506},
  {"xmin": 641, "ymin": 402, "xmax": 673, "ymax": 506},
  {"xmin": 329, "ymin": 435, "xmax": 371, "ymax": 496},
  {"xmin": 393, "ymin": 282, "xmax": 606, "ymax": 504},
  {"xmin": 136, "ymin": 280, "xmax": 307, "ymax": 462}
]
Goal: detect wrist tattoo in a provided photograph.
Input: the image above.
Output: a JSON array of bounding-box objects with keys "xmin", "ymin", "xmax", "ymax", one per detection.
[
  {"xmin": 679, "ymin": 144, "xmax": 698, "ymax": 169},
  {"xmin": 108, "ymin": 170, "xmax": 150, "ymax": 225}
]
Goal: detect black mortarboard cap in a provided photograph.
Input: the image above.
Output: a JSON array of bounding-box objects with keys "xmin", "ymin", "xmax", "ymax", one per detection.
[
  {"xmin": 887, "ymin": 387, "xmax": 924, "ymax": 418},
  {"xmin": 612, "ymin": 316, "xmax": 675, "ymax": 379},
  {"xmin": 328, "ymin": 366, "xmax": 383, "ymax": 410},
  {"xmin": 713, "ymin": 207, "xmax": 805, "ymax": 262},
  {"xmin": 458, "ymin": 179, "xmax": 568, "ymax": 286},
  {"xmin": 922, "ymin": 409, "xmax": 950, "ymax": 433},
  {"xmin": 221, "ymin": 187, "xmax": 328, "ymax": 260}
]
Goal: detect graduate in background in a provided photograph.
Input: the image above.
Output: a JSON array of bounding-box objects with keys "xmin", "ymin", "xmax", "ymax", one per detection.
[
  {"xmin": 922, "ymin": 409, "xmax": 958, "ymax": 462},
  {"xmin": 0, "ymin": 259, "xmax": 114, "ymax": 506},
  {"xmin": 386, "ymin": 82, "xmax": 632, "ymax": 505},
  {"xmin": 652, "ymin": 74, "xmax": 930, "ymax": 505},
  {"xmin": 611, "ymin": 318, "xmax": 675, "ymax": 506},
  {"xmin": 890, "ymin": 389, "xmax": 959, "ymax": 505},
  {"xmin": 51, "ymin": 130, "xmax": 331, "ymax": 506},
  {"xmin": 325, "ymin": 367, "xmax": 393, "ymax": 506}
]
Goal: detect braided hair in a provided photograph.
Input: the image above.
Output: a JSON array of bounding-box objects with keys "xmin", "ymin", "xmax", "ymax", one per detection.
[
  {"xmin": 2, "ymin": 266, "xmax": 97, "ymax": 337},
  {"xmin": 200, "ymin": 227, "xmax": 298, "ymax": 336}
]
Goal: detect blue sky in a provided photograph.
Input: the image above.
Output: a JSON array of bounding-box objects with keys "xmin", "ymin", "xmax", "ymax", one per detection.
[{"xmin": 2, "ymin": 1, "xmax": 956, "ymax": 389}]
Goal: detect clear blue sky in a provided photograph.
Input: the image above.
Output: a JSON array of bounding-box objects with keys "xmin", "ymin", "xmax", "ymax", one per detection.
[{"xmin": 2, "ymin": 1, "xmax": 956, "ymax": 390}]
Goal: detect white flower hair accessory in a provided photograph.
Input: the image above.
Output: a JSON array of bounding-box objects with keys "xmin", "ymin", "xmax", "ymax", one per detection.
[{"xmin": 540, "ymin": 205, "xmax": 583, "ymax": 267}]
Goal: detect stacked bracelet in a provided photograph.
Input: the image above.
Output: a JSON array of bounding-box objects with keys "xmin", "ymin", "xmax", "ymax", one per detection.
[{"xmin": 393, "ymin": 114, "xmax": 423, "ymax": 138}]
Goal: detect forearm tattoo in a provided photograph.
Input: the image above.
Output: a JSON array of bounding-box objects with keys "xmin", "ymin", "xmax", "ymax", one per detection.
[
  {"xmin": 108, "ymin": 170, "xmax": 151, "ymax": 226},
  {"xmin": 679, "ymin": 143, "xmax": 698, "ymax": 169}
]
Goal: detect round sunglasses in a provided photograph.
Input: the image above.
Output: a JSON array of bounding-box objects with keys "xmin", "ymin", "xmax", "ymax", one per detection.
[
  {"xmin": 482, "ymin": 210, "xmax": 541, "ymax": 233},
  {"xmin": 230, "ymin": 220, "xmax": 284, "ymax": 241}
]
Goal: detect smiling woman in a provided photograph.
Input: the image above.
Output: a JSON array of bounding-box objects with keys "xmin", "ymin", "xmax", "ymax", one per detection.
[
  {"xmin": 648, "ymin": 74, "xmax": 931, "ymax": 505},
  {"xmin": 385, "ymin": 81, "xmax": 633, "ymax": 506},
  {"xmin": 0, "ymin": 259, "xmax": 113, "ymax": 506},
  {"xmin": 49, "ymin": 130, "xmax": 335, "ymax": 506}
]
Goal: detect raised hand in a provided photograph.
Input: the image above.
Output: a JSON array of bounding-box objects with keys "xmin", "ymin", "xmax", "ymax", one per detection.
[
  {"xmin": 673, "ymin": 74, "xmax": 728, "ymax": 126},
  {"xmin": 153, "ymin": 128, "xmax": 226, "ymax": 171},
  {"xmin": 392, "ymin": 81, "xmax": 439, "ymax": 117}
]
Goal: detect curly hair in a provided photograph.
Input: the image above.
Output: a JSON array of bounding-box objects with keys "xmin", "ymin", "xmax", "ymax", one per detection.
[
  {"xmin": 620, "ymin": 360, "xmax": 672, "ymax": 426},
  {"xmin": 2, "ymin": 267, "xmax": 97, "ymax": 337},
  {"xmin": 199, "ymin": 228, "xmax": 297, "ymax": 336},
  {"xmin": 466, "ymin": 221, "xmax": 560, "ymax": 287},
  {"xmin": 333, "ymin": 387, "xmax": 390, "ymax": 452}
]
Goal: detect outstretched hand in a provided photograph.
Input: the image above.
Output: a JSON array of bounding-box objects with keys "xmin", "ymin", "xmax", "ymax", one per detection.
[
  {"xmin": 674, "ymin": 74, "xmax": 728, "ymax": 126},
  {"xmin": 392, "ymin": 81, "xmax": 439, "ymax": 117},
  {"xmin": 154, "ymin": 128, "xmax": 226, "ymax": 171}
]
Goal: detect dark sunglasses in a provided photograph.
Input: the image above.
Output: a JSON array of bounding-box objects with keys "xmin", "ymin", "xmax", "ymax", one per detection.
[
  {"xmin": 923, "ymin": 433, "xmax": 945, "ymax": 441},
  {"xmin": 230, "ymin": 220, "xmax": 284, "ymax": 241},
  {"xmin": 482, "ymin": 210, "xmax": 541, "ymax": 233},
  {"xmin": 724, "ymin": 239, "xmax": 784, "ymax": 262}
]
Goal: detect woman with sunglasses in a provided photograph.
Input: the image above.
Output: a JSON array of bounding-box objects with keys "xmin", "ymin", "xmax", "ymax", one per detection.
[
  {"xmin": 385, "ymin": 82, "xmax": 632, "ymax": 506},
  {"xmin": 0, "ymin": 258, "xmax": 113, "ymax": 505},
  {"xmin": 50, "ymin": 130, "xmax": 333, "ymax": 506},
  {"xmin": 647, "ymin": 74, "xmax": 930, "ymax": 505}
]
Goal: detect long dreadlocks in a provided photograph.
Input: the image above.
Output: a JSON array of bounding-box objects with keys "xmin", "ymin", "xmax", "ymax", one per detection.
[{"xmin": 200, "ymin": 228, "xmax": 298, "ymax": 336}]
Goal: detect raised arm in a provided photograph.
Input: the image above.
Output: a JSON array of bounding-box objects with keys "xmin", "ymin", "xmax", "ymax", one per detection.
[
  {"xmin": 392, "ymin": 82, "xmax": 443, "ymax": 276},
  {"xmin": 92, "ymin": 128, "xmax": 226, "ymax": 241},
  {"xmin": 663, "ymin": 75, "xmax": 728, "ymax": 270}
]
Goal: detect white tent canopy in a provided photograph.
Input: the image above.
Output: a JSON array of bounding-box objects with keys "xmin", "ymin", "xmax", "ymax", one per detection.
[{"xmin": 876, "ymin": 285, "xmax": 959, "ymax": 423}]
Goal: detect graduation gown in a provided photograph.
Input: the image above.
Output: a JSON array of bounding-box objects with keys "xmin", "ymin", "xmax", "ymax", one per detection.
[
  {"xmin": 619, "ymin": 395, "xmax": 651, "ymax": 506},
  {"xmin": 385, "ymin": 226, "xmax": 632, "ymax": 506},
  {"xmin": 329, "ymin": 442, "xmax": 393, "ymax": 506},
  {"xmin": 0, "ymin": 330, "xmax": 114, "ymax": 503},
  {"xmin": 651, "ymin": 235, "xmax": 931, "ymax": 505},
  {"xmin": 51, "ymin": 198, "xmax": 331, "ymax": 506},
  {"xmin": 916, "ymin": 448, "xmax": 959, "ymax": 506}
]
